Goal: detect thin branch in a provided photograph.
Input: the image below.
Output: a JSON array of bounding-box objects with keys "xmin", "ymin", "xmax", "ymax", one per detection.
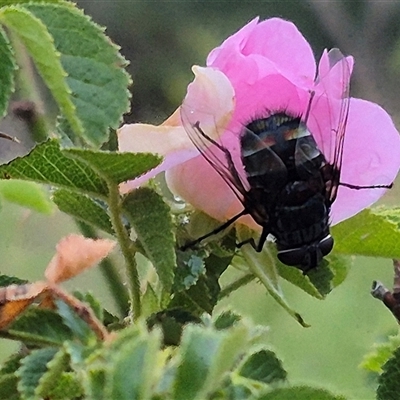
[
  {"xmin": 219, "ymin": 272, "xmax": 255, "ymax": 300},
  {"xmin": 108, "ymin": 183, "xmax": 141, "ymax": 319}
]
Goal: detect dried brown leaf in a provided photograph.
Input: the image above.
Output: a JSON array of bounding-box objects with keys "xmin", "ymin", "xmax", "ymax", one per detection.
[
  {"xmin": 45, "ymin": 234, "xmax": 116, "ymax": 283},
  {"xmin": 0, "ymin": 281, "xmax": 48, "ymax": 329}
]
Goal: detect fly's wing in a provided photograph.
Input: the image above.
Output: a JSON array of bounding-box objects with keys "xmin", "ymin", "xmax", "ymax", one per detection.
[
  {"xmin": 299, "ymin": 48, "xmax": 351, "ymax": 203},
  {"xmin": 325, "ymin": 49, "xmax": 351, "ymax": 203},
  {"xmin": 294, "ymin": 133, "xmax": 326, "ymax": 180},
  {"xmin": 181, "ymin": 104, "xmax": 290, "ymax": 205},
  {"xmin": 180, "ymin": 103, "xmax": 249, "ymax": 204},
  {"xmin": 240, "ymin": 123, "xmax": 288, "ymax": 189}
]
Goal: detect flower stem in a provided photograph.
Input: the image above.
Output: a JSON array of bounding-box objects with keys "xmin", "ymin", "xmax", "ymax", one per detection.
[
  {"xmin": 107, "ymin": 183, "xmax": 141, "ymax": 319},
  {"xmin": 219, "ymin": 272, "xmax": 254, "ymax": 299},
  {"xmin": 75, "ymin": 220, "xmax": 129, "ymax": 316}
]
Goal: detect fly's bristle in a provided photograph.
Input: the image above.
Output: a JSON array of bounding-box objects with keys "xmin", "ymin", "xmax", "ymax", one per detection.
[
  {"xmin": 274, "ymin": 114, "xmax": 290, "ymax": 126},
  {"xmin": 246, "ymin": 113, "xmax": 300, "ymax": 136}
]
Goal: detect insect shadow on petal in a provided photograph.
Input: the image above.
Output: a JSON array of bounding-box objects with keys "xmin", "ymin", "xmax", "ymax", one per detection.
[{"xmin": 180, "ymin": 49, "xmax": 393, "ymax": 274}]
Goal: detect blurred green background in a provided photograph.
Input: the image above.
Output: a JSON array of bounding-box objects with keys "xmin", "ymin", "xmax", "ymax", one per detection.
[{"xmin": 1, "ymin": 1, "xmax": 400, "ymax": 399}]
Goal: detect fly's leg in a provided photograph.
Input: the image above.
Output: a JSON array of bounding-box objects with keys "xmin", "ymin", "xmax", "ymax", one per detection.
[
  {"xmin": 180, "ymin": 209, "xmax": 247, "ymax": 251},
  {"xmin": 237, "ymin": 226, "xmax": 269, "ymax": 252},
  {"xmin": 237, "ymin": 237, "xmax": 257, "ymax": 250},
  {"xmin": 340, "ymin": 182, "xmax": 393, "ymax": 190}
]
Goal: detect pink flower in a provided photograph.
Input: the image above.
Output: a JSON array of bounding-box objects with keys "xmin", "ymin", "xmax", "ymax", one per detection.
[{"xmin": 118, "ymin": 17, "xmax": 400, "ymax": 229}]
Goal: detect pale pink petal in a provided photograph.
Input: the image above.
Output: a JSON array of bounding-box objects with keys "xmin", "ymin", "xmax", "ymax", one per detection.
[
  {"xmin": 330, "ymin": 98, "xmax": 400, "ymax": 224},
  {"xmin": 166, "ymin": 156, "xmax": 239, "ymax": 220},
  {"xmin": 119, "ymin": 67, "xmax": 235, "ymax": 193},
  {"xmin": 181, "ymin": 66, "xmax": 235, "ymax": 138},
  {"xmin": 118, "ymin": 123, "xmax": 197, "ymax": 193}
]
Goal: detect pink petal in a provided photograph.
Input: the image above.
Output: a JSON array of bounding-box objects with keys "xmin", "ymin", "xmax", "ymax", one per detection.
[
  {"xmin": 228, "ymin": 73, "xmax": 311, "ymax": 131},
  {"xmin": 330, "ymin": 98, "xmax": 400, "ymax": 224},
  {"xmin": 316, "ymin": 49, "xmax": 354, "ymax": 99},
  {"xmin": 207, "ymin": 18, "xmax": 316, "ymax": 91}
]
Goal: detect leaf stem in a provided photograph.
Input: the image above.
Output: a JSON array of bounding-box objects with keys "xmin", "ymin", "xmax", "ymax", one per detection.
[
  {"xmin": 219, "ymin": 272, "xmax": 255, "ymax": 300},
  {"xmin": 75, "ymin": 220, "xmax": 130, "ymax": 316},
  {"xmin": 107, "ymin": 183, "xmax": 141, "ymax": 319}
]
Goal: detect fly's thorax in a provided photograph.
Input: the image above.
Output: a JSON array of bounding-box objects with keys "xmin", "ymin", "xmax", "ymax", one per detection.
[{"xmin": 240, "ymin": 113, "xmax": 326, "ymax": 187}]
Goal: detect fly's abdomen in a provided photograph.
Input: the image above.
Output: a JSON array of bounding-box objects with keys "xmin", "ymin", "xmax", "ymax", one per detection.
[{"xmin": 274, "ymin": 191, "xmax": 330, "ymax": 248}]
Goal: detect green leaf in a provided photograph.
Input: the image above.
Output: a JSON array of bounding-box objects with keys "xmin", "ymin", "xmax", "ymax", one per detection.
[
  {"xmin": 87, "ymin": 368, "xmax": 107, "ymax": 400},
  {"xmin": 214, "ymin": 310, "xmax": 242, "ymax": 330},
  {"xmin": 170, "ymin": 250, "xmax": 233, "ymax": 315},
  {"xmin": 63, "ymin": 340, "xmax": 86, "ymax": 367},
  {"xmin": 72, "ymin": 291, "xmax": 103, "ymax": 322},
  {"xmin": 277, "ymin": 261, "xmax": 324, "ymax": 300},
  {"xmin": 42, "ymin": 372, "xmax": 83, "ymax": 400},
  {"xmin": 35, "ymin": 347, "xmax": 70, "ymax": 398},
  {"xmin": 0, "ymin": 374, "xmax": 19, "ymax": 400},
  {"xmin": 106, "ymin": 331, "xmax": 161, "ymax": 400},
  {"xmin": 0, "ymin": 180, "xmax": 54, "ymax": 213},
  {"xmin": 0, "ymin": 354, "xmax": 22, "ymax": 375},
  {"xmin": 142, "ymin": 283, "xmax": 159, "ymax": 318},
  {"xmin": 85, "ymin": 323, "xmax": 150, "ymax": 399},
  {"xmin": 236, "ymin": 226, "xmax": 308, "ymax": 327},
  {"xmin": 25, "ymin": 3, "xmax": 131, "ymax": 146},
  {"xmin": 0, "ymin": 0, "xmax": 68, "ymax": 5},
  {"xmin": 361, "ymin": 334, "xmax": 400, "ymax": 373},
  {"xmin": 0, "ymin": 5, "xmax": 82, "ymax": 136},
  {"xmin": 332, "ymin": 207, "xmax": 400, "ymax": 258},
  {"xmin": 64, "ymin": 149, "xmax": 162, "ymax": 185},
  {"xmin": 0, "ymin": 26, "xmax": 15, "ymax": 118},
  {"xmin": 7, "ymin": 308, "xmax": 73, "ymax": 346},
  {"xmin": 173, "ymin": 249, "xmax": 207, "ymax": 292},
  {"xmin": 33, "ymin": 346, "xmax": 83, "ymax": 399},
  {"xmin": 238, "ymin": 349, "xmax": 287, "ymax": 385},
  {"xmin": 55, "ymin": 299, "xmax": 96, "ymax": 344},
  {"xmin": 147, "ymin": 309, "xmax": 201, "ymax": 347},
  {"xmin": 173, "ymin": 323, "xmax": 249, "ymax": 400},
  {"xmin": 17, "ymin": 347, "xmax": 58, "ymax": 399},
  {"xmin": 123, "ymin": 188, "xmax": 175, "ymax": 293},
  {"xmin": 53, "ymin": 189, "xmax": 114, "ymax": 234},
  {"xmin": 0, "ymin": 140, "xmax": 108, "ymax": 197},
  {"xmin": 0, "ymin": 274, "xmax": 27, "ymax": 286},
  {"xmin": 0, "ymin": 354, "xmax": 22, "ymax": 400},
  {"xmin": 279, "ymin": 253, "xmax": 350, "ymax": 299},
  {"xmin": 377, "ymin": 346, "xmax": 400, "ymax": 400},
  {"xmin": 257, "ymin": 386, "xmax": 347, "ymax": 400}
]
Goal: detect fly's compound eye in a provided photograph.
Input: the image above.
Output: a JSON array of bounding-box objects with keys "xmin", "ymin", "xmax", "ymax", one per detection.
[
  {"xmin": 277, "ymin": 247, "xmax": 307, "ymax": 266},
  {"xmin": 318, "ymin": 235, "xmax": 334, "ymax": 257}
]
